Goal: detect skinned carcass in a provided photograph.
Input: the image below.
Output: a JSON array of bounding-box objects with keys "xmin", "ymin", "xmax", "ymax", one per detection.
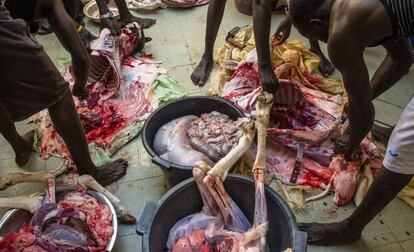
[
  {"xmin": 221, "ymin": 50, "xmax": 386, "ymax": 207},
  {"xmin": 30, "ymin": 23, "xmax": 185, "ymax": 162},
  {"xmin": 167, "ymin": 92, "xmax": 274, "ymax": 252}
]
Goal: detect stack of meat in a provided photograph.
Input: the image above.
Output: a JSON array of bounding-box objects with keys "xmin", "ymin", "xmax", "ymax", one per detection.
[
  {"xmin": 154, "ymin": 111, "xmax": 249, "ymax": 166},
  {"xmin": 218, "ymin": 47, "xmax": 383, "ymax": 206},
  {"xmin": 0, "ymin": 179, "xmax": 113, "ymax": 252}
]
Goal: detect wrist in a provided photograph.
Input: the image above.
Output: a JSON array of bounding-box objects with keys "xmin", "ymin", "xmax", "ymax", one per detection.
[
  {"xmin": 77, "ymin": 24, "xmax": 84, "ymax": 33},
  {"xmin": 100, "ymin": 11, "xmax": 114, "ymax": 20}
]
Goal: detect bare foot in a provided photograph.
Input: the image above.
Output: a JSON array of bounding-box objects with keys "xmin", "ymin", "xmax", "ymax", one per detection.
[
  {"xmin": 319, "ymin": 56, "xmax": 335, "ymax": 77},
  {"xmin": 81, "ymin": 159, "xmax": 128, "ymax": 186},
  {"xmin": 191, "ymin": 57, "xmax": 213, "ymax": 86},
  {"xmin": 122, "ymin": 16, "xmax": 156, "ymax": 29},
  {"xmin": 299, "ymin": 222, "xmax": 361, "ymax": 245},
  {"xmin": 15, "ymin": 131, "xmax": 35, "ymax": 167},
  {"xmin": 371, "ymin": 124, "xmax": 394, "ymax": 144}
]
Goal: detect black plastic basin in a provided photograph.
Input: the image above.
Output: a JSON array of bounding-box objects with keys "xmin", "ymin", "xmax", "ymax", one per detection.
[
  {"xmin": 136, "ymin": 174, "xmax": 307, "ymax": 252},
  {"xmin": 142, "ymin": 96, "xmax": 245, "ymax": 186}
]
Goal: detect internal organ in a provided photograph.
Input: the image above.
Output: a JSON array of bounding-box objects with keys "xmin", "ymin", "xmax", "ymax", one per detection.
[
  {"xmin": 154, "ymin": 112, "xmax": 248, "ymax": 166},
  {"xmin": 0, "ymin": 179, "xmax": 113, "ymax": 251},
  {"xmin": 188, "ymin": 112, "xmax": 250, "ymax": 161},
  {"xmin": 154, "ymin": 115, "xmax": 214, "ymax": 166}
]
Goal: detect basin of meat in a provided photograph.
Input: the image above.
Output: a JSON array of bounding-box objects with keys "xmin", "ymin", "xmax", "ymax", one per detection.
[
  {"xmin": 0, "ymin": 185, "xmax": 117, "ymax": 251},
  {"xmin": 136, "ymin": 174, "xmax": 307, "ymax": 252},
  {"xmin": 142, "ymin": 96, "xmax": 245, "ymax": 185}
]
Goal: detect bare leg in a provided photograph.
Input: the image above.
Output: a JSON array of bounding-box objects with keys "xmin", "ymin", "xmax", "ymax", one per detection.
[
  {"xmin": 0, "ymin": 102, "xmax": 34, "ymax": 167},
  {"xmin": 191, "ymin": 0, "xmax": 227, "ymax": 86},
  {"xmin": 299, "ymin": 168, "xmax": 413, "ymax": 245},
  {"xmin": 371, "ymin": 124, "xmax": 394, "ymax": 144},
  {"xmin": 309, "ymin": 39, "xmax": 335, "ymax": 77},
  {"xmin": 48, "ymin": 93, "xmax": 128, "ymax": 186},
  {"xmin": 113, "ymin": 0, "xmax": 155, "ymax": 29}
]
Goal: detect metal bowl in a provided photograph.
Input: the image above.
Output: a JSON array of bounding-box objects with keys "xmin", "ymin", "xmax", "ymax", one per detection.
[
  {"xmin": 83, "ymin": 0, "xmax": 120, "ymax": 23},
  {"xmin": 0, "ymin": 185, "xmax": 118, "ymax": 251}
]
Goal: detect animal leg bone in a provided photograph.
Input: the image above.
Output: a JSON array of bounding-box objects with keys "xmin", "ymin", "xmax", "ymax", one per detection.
[
  {"xmin": 193, "ymin": 161, "xmax": 219, "ymax": 216},
  {"xmin": 77, "ymin": 175, "xmax": 136, "ymax": 224},
  {"xmin": 203, "ymin": 173, "xmax": 251, "ymax": 233},
  {"xmin": 207, "ymin": 119, "xmax": 255, "ymax": 181},
  {"xmin": 0, "ymin": 196, "xmax": 43, "ymax": 213},
  {"xmin": 0, "ymin": 161, "xmax": 68, "ymax": 190},
  {"xmin": 252, "ymin": 91, "xmax": 273, "ymax": 250}
]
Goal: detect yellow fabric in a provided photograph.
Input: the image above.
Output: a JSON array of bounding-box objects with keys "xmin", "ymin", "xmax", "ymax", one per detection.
[
  {"xmin": 271, "ymin": 40, "xmax": 320, "ymax": 74},
  {"xmin": 210, "ymin": 25, "xmax": 346, "ymax": 96},
  {"xmin": 214, "ymin": 25, "xmax": 256, "ymax": 65}
]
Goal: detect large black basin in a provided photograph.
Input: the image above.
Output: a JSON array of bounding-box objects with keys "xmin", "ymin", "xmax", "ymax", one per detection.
[
  {"xmin": 142, "ymin": 96, "xmax": 245, "ymax": 185},
  {"xmin": 136, "ymin": 174, "xmax": 307, "ymax": 252}
]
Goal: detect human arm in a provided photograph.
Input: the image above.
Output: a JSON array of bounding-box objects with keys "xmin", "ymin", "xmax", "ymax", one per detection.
[
  {"xmin": 328, "ymin": 35, "xmax": 374, "ymax": 157},
  {"xmin": 95, "ymin": 0, "xmax": 121, "ymax": 35},
  {"xmin": 253, "ymin": 0, "xmax": 278, "ymax": 94},
  {"xmin": 371, "ymin": 39, "xmax": 414, "ymax": 99},
  {"xmin": 272, "ymin": 15, "xmax": 292, "ymax": 45},
  {"xmin": 38, "ymin": 0, "xmax": 90, "ymax": 98}
]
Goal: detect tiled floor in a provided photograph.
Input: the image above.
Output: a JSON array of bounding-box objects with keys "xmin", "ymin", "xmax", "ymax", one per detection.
[{"xmin": 1, "ymin": 2, "xmax": 414, "ymax": 252}]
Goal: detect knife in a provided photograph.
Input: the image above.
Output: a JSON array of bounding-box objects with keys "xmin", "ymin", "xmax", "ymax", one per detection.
[{"xmin": 290, "ymin": 143, "xmax": 305, "ymax": 184}]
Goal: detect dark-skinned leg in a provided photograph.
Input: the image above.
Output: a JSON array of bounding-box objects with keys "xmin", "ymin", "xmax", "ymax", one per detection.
[
  {"xmin": 371, "ymin": 124, "xmax": 395, "ymax": 145},
  {"xmin": 0, "ymin": 102, "xmax": 34, "ymax": 167},
  {"xmin": 113, "ymin": 0, "xmax": 155, "ymax": 29},
  {"xmin": 309, "ymin": 39, "xmax": 335, "ymax": 77},
  {"xmin": 191, "ymin": 0, "xmax": 227, "ymax": 86},
  {"xmin": 299, "ymin": 168, "xmax": 413, "ymax": 245},
  {"xmin": 48, "ymin": 92, "xmax": 128, "ymax": 186}
]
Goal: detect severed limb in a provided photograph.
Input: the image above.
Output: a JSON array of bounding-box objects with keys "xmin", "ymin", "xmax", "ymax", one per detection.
[
  {"xmin": 0, "ymin": 161, "xmax": 68, "ymax": 190},
  {"xmin": 193, "ymin": 161, "xmax": 219, "ymax": 216},
  {"xmin": 201, "ymin": 118, "xmax": 255, "ymax": 232},
  {"xmin": 251, "ymin": 91, "xmax": 273, "ymax": 250},
  {"xmin": 77, "ymin": 175, "xmax": 136, "ymax": 224},
  {"xmin": 0, "ymin": 196, "xmax": 43, "ymax": 213}
]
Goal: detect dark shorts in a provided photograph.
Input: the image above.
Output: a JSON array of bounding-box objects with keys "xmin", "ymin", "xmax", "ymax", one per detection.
[{"xmin": 0, "ymin": 6, "xmax": 69, "ymax": 122}]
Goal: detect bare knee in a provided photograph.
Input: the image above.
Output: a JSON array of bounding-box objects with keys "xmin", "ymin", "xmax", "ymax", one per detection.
[{"xmin": 235, "ymin": 0, "xmax": 253, "ymax": 15}]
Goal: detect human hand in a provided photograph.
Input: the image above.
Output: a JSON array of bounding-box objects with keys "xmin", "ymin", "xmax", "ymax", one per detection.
[
  {"xmin": 333, "ymin": 134, "xmax": 358, "ymax": 160},
  {"xmin": 72, "ymin": 81, "xmax": 89, "ymax": 100},
  {"xmin": 272, "ymin": 18, "xmax": 292, "ymax": 45},
  {"xmin": 100, "ymin": 18, "xmax": 121, "ymax": 36},
  {"xmin": 259, "ymin": 66, "xmax": 278, "ymax": 94},
  {"xmin": 78, "ymin": 27, "xmax": 97, "ymax": 51}
]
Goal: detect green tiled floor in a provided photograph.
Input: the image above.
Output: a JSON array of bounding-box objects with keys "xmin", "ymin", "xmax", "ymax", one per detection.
[{"xmin": 1, "ymin": 2, "xmax": 414, "ymax": 251}]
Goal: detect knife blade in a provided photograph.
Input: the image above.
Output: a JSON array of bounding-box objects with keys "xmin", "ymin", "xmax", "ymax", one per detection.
[{"xmin": 290, "ymin": 143, "xmax": 305, "ymax": 184}]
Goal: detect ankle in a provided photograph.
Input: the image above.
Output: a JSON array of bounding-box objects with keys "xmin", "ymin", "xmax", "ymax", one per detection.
[{"xmin": 342, "ymin": 219, "xmax": 364, "ymax": 234}]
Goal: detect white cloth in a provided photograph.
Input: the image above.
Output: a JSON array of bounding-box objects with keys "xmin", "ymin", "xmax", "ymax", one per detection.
[{"xmin": 383, "ymin": 97, "xmax": 414, "ymax": 174}]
